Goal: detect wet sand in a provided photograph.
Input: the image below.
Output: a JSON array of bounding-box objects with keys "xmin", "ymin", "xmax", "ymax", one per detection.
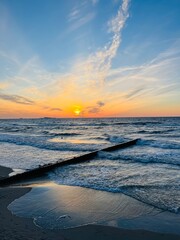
[
  {"xmin": 0, "ymin": 166, "xmax": 65, "ymax": 239},
  {"xmin": 0, "ymin": 165, "xmax": 180, "ymax": 240}
]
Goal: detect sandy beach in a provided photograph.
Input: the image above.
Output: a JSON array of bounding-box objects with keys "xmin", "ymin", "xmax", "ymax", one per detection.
[{"xmin": 0, "ymin": 165, "xmax": 180, "ymax": 240}]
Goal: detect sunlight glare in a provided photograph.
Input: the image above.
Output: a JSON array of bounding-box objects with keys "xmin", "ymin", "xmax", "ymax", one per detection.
[{"xmin": 74, "ymin": 107, "xmax": 81, "ymax": 116}]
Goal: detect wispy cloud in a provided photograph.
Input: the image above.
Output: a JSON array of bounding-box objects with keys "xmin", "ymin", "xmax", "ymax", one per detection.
[
  {"xmin": 105, "ymin": 43, "xmax": 180, "ymax": 104},
  {"xmin": 0, "ymin": 92, "xmax": 34, "ymax": 105},
  {"xmin": 125, "ymin": 87, "xmax": 145, "ymax": 99},
  {"xmin": 0, "ymin": 50, "xmax": 20, "ymax": 66},
  {"xmin": 97, "ymin": 101, "xmax": 105, "ymax": 107},
  {"xmin": 69, "ymin": 12, "xmax": 95, "ymax": 31},
  {"xmin": 87, "ymin": 101, "xmax": 106, "ymax": 114},
  {"xmin": 2, "ymin": 54, "xmax": 59, "ymax": 96},
  {"xmin": 67, "ymin": 1, "xmax": 96, "ymax": 32},
  {"xmin": 49, "ymin": 107, "xmax": 62, "ymax": 112},
  {"xmin": 68, "ymin": 8, "xmax": 80, "ymax": 22},
  {"xmin": 42, "ymin": 106, "xmax": 62, "ymax": 112},
  {"xmin": 72, "ymin": 0, "xmax": 130, "ymax": 86}
]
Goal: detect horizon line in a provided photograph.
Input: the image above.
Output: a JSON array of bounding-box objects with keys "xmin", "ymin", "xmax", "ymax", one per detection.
[{"xmin": 0, "ymin": 115, "xmax": 179, "ymax": 120}]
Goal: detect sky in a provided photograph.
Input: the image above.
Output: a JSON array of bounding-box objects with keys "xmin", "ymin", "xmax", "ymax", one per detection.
[{"xmin": 0, "ymin": 0, "xmax": 180, "ymax": 118}]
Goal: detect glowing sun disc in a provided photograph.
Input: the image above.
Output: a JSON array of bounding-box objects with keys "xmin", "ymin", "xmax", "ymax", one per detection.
[{"xmin": 74, "ymin": 108, "xmax": 81, "ymax": 116}]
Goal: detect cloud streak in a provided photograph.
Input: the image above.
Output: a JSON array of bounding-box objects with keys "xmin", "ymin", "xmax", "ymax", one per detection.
[
  {"xmin": 67, "ymin": 1, "xmax": 96, "ymax": 32},
  {"xmin": 87, "ymin": 101, "xmax": 105, "ymax": 114},
  {"xmin": 104, "ymin": 44, "xmax": 180, "ymax": 106},
  {"xmin": 0, "ymin": 92, "xmax": 34, "ymax": 105},
  {"xmin": 49, "ymin": 107, "xmax": 62, "ymax": 112},
  {"xmin": 69, "ymin": 12, "xmax": 95, "ymax": 31},
  {"xmin": 81, "ymin": 0, "xmax": 130, "ymax": 85},
  {"xmin": 125, "ymin": 87, "xmax": 145, "ymax": 99}
]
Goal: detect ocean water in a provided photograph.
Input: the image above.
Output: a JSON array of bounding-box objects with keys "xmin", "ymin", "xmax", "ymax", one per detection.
[{"xmin": 0, "ymin": 117, "xmax": 180, "ymax": 213}]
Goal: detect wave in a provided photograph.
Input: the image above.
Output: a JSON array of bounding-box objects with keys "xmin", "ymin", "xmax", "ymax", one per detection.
[
  {"xmin": 0, "ymin": 126, "xmax": 34, "ymax": 133},
  {"xmin": 97, "ymin": 150, "xmax": 180, "ymax": 167},
  {"xmin": 103, "ymin": 135, "xmax": 180, "ymax": 149},
  {"xmin": 137, "ymin": 129, "xmax": 174, "ymax": 134},
  {"xmin": 138, "ymin": 139, "xmax": 180, "ymax": 150},
  {"xmin": 0, "ymin": 134, "xmax": 100, "ymax": 152},
  {"xmin": 104, "ymin": 134, "xmax": 128, "ymax": 143},
  {"xmin": 54, "ymin": 132, "xmax": 81, "ymax": 136},
  {"xmin": 106, "ymin": 121, "xmax": 162, "ymax": 126},
  {"xmin": 42, "ymin": 131, "xmax": 82, "ymax": 137},
  {"xmin": 90, "ymin": 136, "xmax": 108, "ymax": 141}
]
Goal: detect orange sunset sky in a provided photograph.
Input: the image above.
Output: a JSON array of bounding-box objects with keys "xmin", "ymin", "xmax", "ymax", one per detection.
[{"xmin": 0, "ymin": 0, "xmax": 180, "ymax": 118}]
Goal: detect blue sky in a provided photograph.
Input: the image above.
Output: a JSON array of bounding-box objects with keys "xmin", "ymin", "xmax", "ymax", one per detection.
[{"xmin": 0, "ymin": 0, "xmax": 180, "ymax": 117}]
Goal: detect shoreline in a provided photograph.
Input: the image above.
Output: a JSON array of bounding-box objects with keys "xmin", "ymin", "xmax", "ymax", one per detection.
[{"xmin": 1, "ymin": 165, "xmax": 180, "ymax": 240}]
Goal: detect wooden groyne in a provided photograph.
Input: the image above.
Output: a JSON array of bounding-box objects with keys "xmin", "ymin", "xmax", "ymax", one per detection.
[{"xmin": 0, "ymin": 139, "xmax": 139, "ymax": 186}]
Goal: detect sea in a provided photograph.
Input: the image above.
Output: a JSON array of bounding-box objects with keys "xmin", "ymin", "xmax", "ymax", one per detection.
[{"xmin": 0, "ymin": 117, "xmax": 180, "ymax": 214}]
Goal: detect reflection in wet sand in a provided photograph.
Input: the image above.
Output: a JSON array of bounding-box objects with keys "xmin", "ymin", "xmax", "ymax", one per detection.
[{"xmin": 8, "ymin": 183, "xmax": 180, "ymax": 234}]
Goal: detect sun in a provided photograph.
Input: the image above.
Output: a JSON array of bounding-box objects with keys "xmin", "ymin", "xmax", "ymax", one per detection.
[{"xmin": 73, "ymin": 107, "xmax": 81, "ymax": 116}]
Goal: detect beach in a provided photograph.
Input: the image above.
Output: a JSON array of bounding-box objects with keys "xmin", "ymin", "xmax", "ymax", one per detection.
[{"xmin": 1, "ymin": 165, "xmax": 180, "ymax": 240}]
